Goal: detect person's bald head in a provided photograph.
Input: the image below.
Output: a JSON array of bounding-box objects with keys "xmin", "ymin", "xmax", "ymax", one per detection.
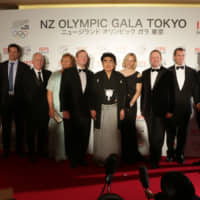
[{"xmin": 32, "ymin": 52, "xmax": 44, "ymax": 70}]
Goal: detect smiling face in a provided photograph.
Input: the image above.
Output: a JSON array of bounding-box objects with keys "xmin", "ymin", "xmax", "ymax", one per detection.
[
  {"xmin": 102, "ymin": 56, "xmax": 115, "ymax": 73},
  {"xmin": 32, "ymin": 53, "xmax": 44, "ymax": 71},
  {"xmin": 124, "ymin": 55, "xmax": 136, "ymax": 69},
  {"xmin": 61, "ymin": 56, "xmax": 72, "ymax": 70},
  {"xmin": 150, "ymin": 51, "xmax": 162, "ymax": 68},
  {"xmin": 8, "ymin": 47, "xmax": 20, "ymax": 62},
  {"xmin": 76, "ymin": 51, "xmax": 88, "ymax": 68},
  {"xmin": 174, "ymin": 50, "xmax": 185, "ymax": 66}
]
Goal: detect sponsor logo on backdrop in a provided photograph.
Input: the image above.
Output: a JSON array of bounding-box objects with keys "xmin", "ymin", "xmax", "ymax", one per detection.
[
  {"xmin": 196, "ymin": 21, "xmax": 200, "ymax": 34},
  {"xmin": 39, "ymin": 47, "xmax": 49, "ymax": 54},
  {"xmin": 40, "ymin": 18, "xmax": 187, "ymax": 36},
  {"xmin": 23, "ymin": 46, "xmax": 32, "ymax": 56},
  {"xmin": 11, "ymin": 20, "xmax": 29, "ymax": 39},
  {"xmin": 3, "ymin": 48, "xmax": 8, "ymax": 55}
]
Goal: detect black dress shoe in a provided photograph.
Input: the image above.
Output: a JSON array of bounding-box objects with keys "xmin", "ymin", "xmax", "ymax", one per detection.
[
  {"xmin": 70, "ymin": 162, "xmax": 78, "ymax": 168},
  {"xmin": 192, "ymin": 160, "xmax": 200, "ymax": 166},
  {"xmin": 2, "ymin": 152, "xmax": 9, "ymax": 159},
  {"xmin": 166, "ymin": 155, "xmax": 173, "ymax": 162},
  {"xmin": 80, "ymin": 160, "xmax": 88, "ymax": 166},
  {"xmin": 152, "ymin": 162, "xmax": 159, "ymax": 169},
  {"xmin": 176, "ymin": 155, "xmax": 185, "ymax": 164}
]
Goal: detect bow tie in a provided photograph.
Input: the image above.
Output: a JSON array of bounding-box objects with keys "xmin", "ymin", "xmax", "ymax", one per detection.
[
  {"xmin": 151, "ymin": 68, "xmax": 160, "ymax": 72},
  {"xmin": 78, "ymin": 69, "xmax": 86, "ymax": 73},
  {"xmin": 176, "ymin": 66, "xmax": 184, "ymax": 70}
]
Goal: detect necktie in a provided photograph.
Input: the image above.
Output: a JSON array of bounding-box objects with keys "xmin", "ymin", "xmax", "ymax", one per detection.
[
  {"xmin": 151, "ymin": 68, "xmax": 160, "ymax": 72},
  {"xmin": 9, "ymin": 62, "xmax": 14, "ymax": 92},
  {"xmin": 38, "ymin": 71, "xmax": 43, "ymax": 83},
  {"xmin": 176, "ymin": 66, "xmax": 184, "ymax": 70}
]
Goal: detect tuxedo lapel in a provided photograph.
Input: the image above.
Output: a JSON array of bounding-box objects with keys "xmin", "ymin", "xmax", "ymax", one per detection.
[
  {"xmin": 181, "ymin": 66, "xmax": 189, "ymax": 91},
  {"xmin": 72, "ymin": 67, "xmax": 83, "ymax": 94},
  {"xmin": 146, "ymin": 69, "xmax": 151, "ymax": 91},
  {"xmin": 31, "ymin": 68, "xmax": 41, "ymax": 87},
  {"xmin": 153, "ymin": 67, "xmax": 165, "ymax": 89}
]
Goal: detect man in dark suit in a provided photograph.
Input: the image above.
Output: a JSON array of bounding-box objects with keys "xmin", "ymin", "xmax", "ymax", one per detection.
[
  {"xmin": 60, "ymin": 49, "xmax": 96, "ymax": 168},
  {"xmin": 141, "ymin": 49, "xmax": 175, "ymax": 169},
  {"xmin": 0, "ymin": 43, "xmax": 29, "ymax": 158},
  {"xmin": 23, "ymin": 52, "xmax": 51, "ymax": 162},
  {"xmin": 166, "ymin": 47, "xmax": 200, "ymax": 164}
]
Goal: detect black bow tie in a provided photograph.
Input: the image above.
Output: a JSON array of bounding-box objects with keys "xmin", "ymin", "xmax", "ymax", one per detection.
[
  {"xmin": 151, "ymin": 68, "xmax": 160, "ymax": 72},
  {"xmin": 176, "ymin": 66, "xmax": 184, "ymax": 70},
  {"xmin": 78, "ymin": 69, "xmax": 86, "ymax": 73}
]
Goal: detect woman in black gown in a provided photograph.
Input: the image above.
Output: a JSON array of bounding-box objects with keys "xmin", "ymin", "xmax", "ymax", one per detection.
[{"xmin": 120, "ymin": 53, "xmax": 143, "ymax": 164}]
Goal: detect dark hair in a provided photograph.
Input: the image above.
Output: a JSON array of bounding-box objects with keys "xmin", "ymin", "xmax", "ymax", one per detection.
[
  {"xmin": 149, "ymin": 49, "xmax": 162, "ymax": 58},
  {"xmin": 173, "ymin": 47, "xmax": 185, "ymax": 56},
  {"xmin": 101, "ymin": 52, "xmax": 117, "ymax": 65},
  {"xmin": 8, "ymin": 43, "xmax": 21, "ymax": 53},
  {"xmin": 160, "ymin": 171, "xmax": 196, "ymax": 200},
  {"xmin": 98, "ymin": 193, "xmax": 123, "ymax": 200}
]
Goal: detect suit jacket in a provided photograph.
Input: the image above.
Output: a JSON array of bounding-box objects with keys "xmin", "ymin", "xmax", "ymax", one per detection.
[
  {"xmin": 0, "ymin": 60, "xmax": 30, "ymax": 112},
  {"xmin": 141, "ymin": 66, "xmax": 175, "ymax": 118},
  {"xmin": 93, "ymin": 70, "xmax": 126, "ymax": 129},
  {"xmin": 23, "ymin": 68, "xmax": 51, "ymax": 120},
  {"xmin": 169, "ymin": 65, "xmax": 199, "ymax": 121},
  {"xmin": 60, "ymin": 66, "xmax": 96, "ymax": 120}
]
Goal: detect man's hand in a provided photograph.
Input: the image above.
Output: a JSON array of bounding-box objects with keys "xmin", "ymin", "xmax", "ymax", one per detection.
[
  {"xmin": 120, "ymin": 109, "xmax": 125, "ymax": 120},
  {"xmin": 90, "ymin": 110, "xmax": 96, "ymax": 120},
  {"xmin": 63, "ymin": 111, "xmax": 70, "ymax": 120},
  {"xmin": 165, "ymin": 112, "xmax": 173, "ymax": 119},
  {"xmin": 145, "ymin": 189, "xmax": 155, "ymax": 199}
]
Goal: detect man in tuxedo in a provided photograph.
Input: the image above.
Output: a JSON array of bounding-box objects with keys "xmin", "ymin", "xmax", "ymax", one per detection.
[
  {"xmin": 141, "ymin": 49, "xmax": 175, "ymax": 169},
  {"xmin": 60, "ymin": 49, "xmax": 96, "ymax": 168},
  {"xmin": 24, "ymin": 52, "xmax": 51, "ymax": 162},
  {"xmin": 0, "ymin": 43, "xmax": 29, "ymax": 158},
  {"xmin": 166, "ymin": 48, "xmax": 200, "ymax": 164}
]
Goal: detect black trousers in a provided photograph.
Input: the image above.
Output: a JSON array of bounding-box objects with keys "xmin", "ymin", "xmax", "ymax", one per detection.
[
  {"xmin": 166, "ymin": 116, "xmax": 190, "ymax": 157},
  {"xmin": 144, "ymin": 112, "xmax": 170, "ymax": 165},
  {"xmin": 64, "ymin": 115, "xmax": 91, "ymax": 165},
  {"xmin": 27, "ymin": 115, "xmax": 49, "ymax": 157},
  {"xmin": 1, "ymin": 96, "xmax": 25, "ymax": 154},
  {"xmin": 121, "ymin": 105, "xmax": 139, "ymax": 163}
]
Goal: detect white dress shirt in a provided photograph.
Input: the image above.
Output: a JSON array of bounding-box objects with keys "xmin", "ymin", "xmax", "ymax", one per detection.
[
  {"xmin": 77, "ymin": 65, "xmax": 87, "ymax": 93},
  {"xmin": 33, "ymin": 67, "xmax": 44, "ymax": 82},
  {"xmin": 175, "ymin": 64, "xmax": 185, "ymax": 90},
  {"xmin": 151, "ymin": 66, "xmax": 161, "ymax": 89}
]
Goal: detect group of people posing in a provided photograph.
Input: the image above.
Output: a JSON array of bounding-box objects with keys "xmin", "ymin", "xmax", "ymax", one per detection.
[{"xmin": 0, "ymin": 43, "xmax": 200, "ymax": 169}]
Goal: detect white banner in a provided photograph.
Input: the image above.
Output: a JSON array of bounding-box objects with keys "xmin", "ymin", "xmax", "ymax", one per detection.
[{"xmin": 0, "ymin": 6, "xmax": 200, "ymax": 156}]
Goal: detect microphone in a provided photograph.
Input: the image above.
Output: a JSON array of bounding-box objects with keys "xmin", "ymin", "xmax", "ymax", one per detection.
[
  {"xmin": 104, "ymin": 154, "xmax": 119, "ymax": 185},
  {"xmin": 139, "ymin": 166, "xmax": 149, "ymax": 189}
]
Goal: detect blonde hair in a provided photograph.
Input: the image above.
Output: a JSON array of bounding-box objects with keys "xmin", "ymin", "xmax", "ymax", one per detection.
[{"xmin": 122, "ymin": 53, "xmax": 137, "ymax": 69}]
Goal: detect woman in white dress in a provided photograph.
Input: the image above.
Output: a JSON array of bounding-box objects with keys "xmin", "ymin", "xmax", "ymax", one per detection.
[{"xmin": 47, "ymin": 53, "xmax": 75, "ymax": 161}]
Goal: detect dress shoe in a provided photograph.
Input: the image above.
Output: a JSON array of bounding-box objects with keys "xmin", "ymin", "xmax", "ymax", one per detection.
[
  {"xmin": 80, "ymin": 160, "xmax": 88, "ymax": 166},
  {"xmin": 166, "ymin": 155, "xmax": 173, "ymax": 162},
  {"xmin": 70, "ymin": 163, "xmax": 78, "ymax": 169},
  {"xmin": 176, "ymin": 155, "xmax": 185, "ymax": 164},
  {"xmin": 2, "ymin": 152, "xmax": 9, "ymax": 159},
  {"xmin": 151, "ymin": 162, "xmax": 159, "ymax": 169}
]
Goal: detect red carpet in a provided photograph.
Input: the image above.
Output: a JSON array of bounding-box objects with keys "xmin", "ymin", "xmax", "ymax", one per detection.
[{"xmin": 0, "ymin": 154, "xmax": 200, "ymax": 200}]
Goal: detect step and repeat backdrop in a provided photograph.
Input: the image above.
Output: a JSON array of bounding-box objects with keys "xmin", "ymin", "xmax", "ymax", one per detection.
[{"xmin": 0, "ymin": 6, "xmax": 200, "ymax": 156}]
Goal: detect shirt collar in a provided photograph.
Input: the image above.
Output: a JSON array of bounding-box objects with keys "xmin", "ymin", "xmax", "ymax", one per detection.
[{"xmin": 9, "ymin": 60, "xmax": 18, "ymax": 65}]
